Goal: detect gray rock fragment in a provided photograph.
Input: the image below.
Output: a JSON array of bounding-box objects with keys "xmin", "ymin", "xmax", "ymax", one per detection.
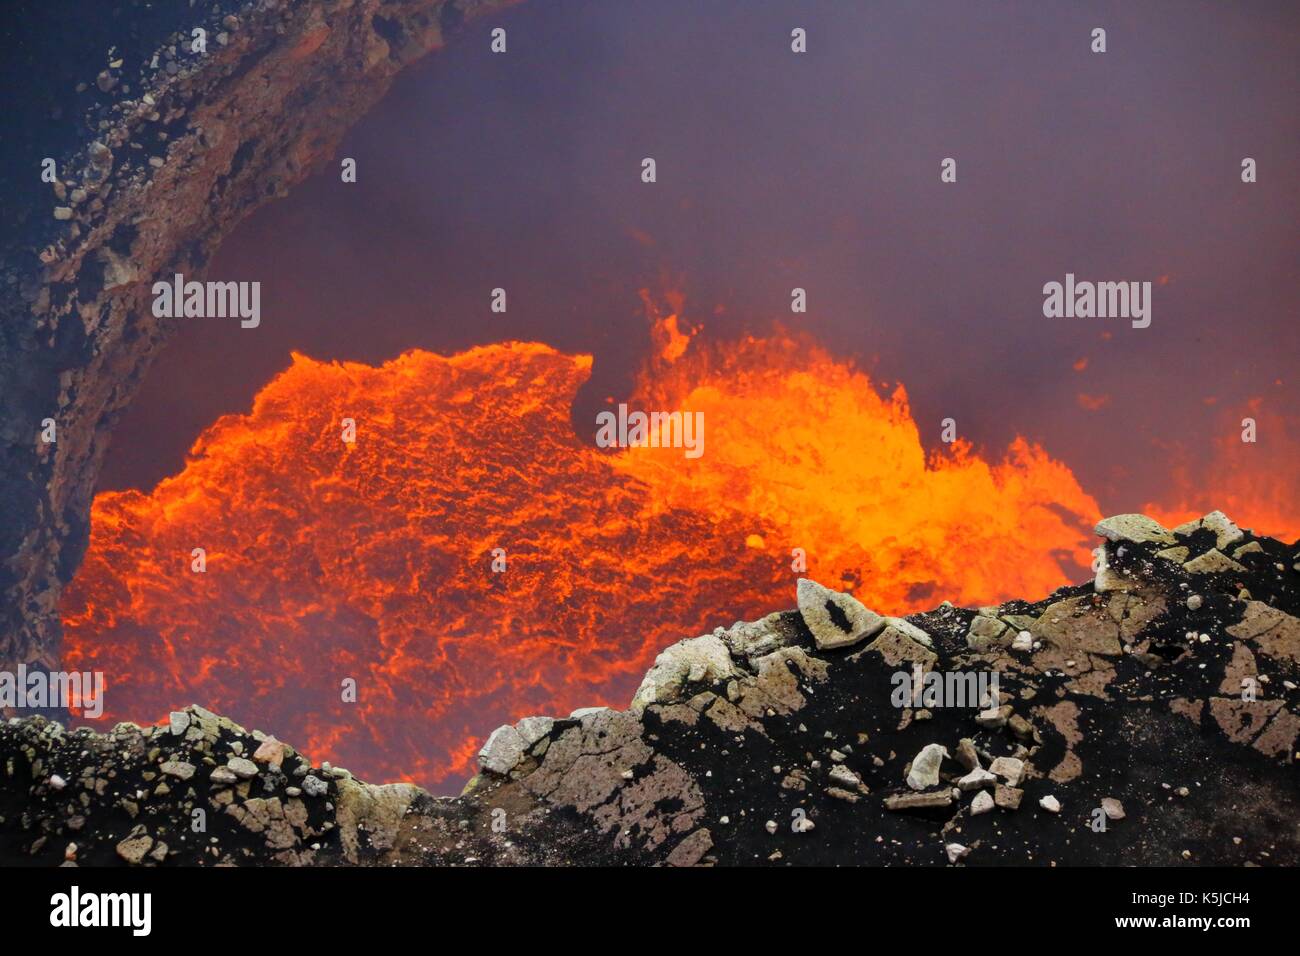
[
  {"xmin": 885, "ymin": 616, "xmax": 934, "ymax": 648},
  {"xmin": 1232, "ymin": 541, "xmax": 1263, "ymax": 560},
  {"xmin": 966, "ymin": 613, "xmax": 1008, "ymax": 651},
  {"xmin": 1183, "ymin": 549, "xmax": 1247, "ymax": 575},
  {"xmin": 631, "ymin": 634, "xmax": 738, "ymax": 713},
  {"xmin": 514, "ymin": 716, "xmax": 554, "ymax": 748},
  {"xmin": 477, "ymin": 724, "xmax": 527, "ymax": 775},
  {"xmin": 828, "ymin": 764, "xmax": 864, "ymax": 791},
  {"xmin": 1175, "ymin": 510, "xmax": 1244, "ymax": 549},
  {"xmin": 159, "ymin": 760, "xmax": 195, "ymax": 780},
  {"xmin": 988, "ymin": 756, "xmax": 1025, "ymax": 787},
  {"xmin": 1095, "ymin": 514, "xmax": 1176, "ymax": 545},
  {"xmin": 115, "ymin": 827, "xmax": 153, "ymax": 865},
  {"xmin": 957, "ymin": 768, "xmax": 997, "ymax": 791},
  {"xmin": 227, "ymin": 757, "xmax": 259, "ymax": 779},
  {"xmin": 886, "ymin": 791, "xmax": 953, "ymax": 811},
  {"xmin": 905, "ymin": 743, "xmax": 949, "ymax": 791},
  {"xmin": 971, "ymin": 790, "xmax": 995, "ymax": 815},
  {"xmin": 796, "ymin": 578, "xmax": 885, "ymax": 650}
]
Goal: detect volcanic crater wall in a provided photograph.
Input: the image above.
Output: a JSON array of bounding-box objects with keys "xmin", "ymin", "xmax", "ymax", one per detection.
[{"xmin": 0, "ymin": 0, "xmax": 512, "ymax": 688}]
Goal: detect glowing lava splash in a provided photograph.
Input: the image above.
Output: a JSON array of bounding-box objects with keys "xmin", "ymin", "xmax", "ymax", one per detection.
[{"xmin": 65, "ymin": 301, "xmax": 1128, "ymax": 790}]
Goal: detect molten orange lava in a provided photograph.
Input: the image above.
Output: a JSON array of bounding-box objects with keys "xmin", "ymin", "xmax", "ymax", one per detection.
[
  {"xmin": 1144, "ymin": 398, "xmax": 1300, "ymax": 542},
  {"xmin": 64, "ymin": 301, "xmax": 1136, "ymax": 790}
]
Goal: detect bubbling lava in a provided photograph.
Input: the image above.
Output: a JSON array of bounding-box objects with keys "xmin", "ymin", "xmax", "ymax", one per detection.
[{"xmin": 60, "ymin": 297, "xmax": 1293, "ymax": 790}]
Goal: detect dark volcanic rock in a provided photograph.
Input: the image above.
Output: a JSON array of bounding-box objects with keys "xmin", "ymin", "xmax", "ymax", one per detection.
[{"xmin": 2, "ymin": 512, "xmax": 1298, "ymax": 866}]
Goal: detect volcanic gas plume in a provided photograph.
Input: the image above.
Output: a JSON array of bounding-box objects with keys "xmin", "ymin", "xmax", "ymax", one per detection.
[{"xmin": 59, "ymin": 298, "xmax": 1292, "ymax": 790}]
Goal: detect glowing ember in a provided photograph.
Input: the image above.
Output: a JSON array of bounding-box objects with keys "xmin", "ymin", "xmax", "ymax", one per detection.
[{"xmin": 68, "ymin": 297, "xmax": 1254, "ymax": 792}]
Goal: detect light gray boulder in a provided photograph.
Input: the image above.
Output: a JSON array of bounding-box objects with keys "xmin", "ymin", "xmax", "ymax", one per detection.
[
  {"xmin": 631, "ymin": 633, "xmax": 739, "ymax": 713},
  {"xmin": 796, "ymin": 578, "xmax": 886, "ymax": 650},
  {"xmin": 478, "ymin": 724, "xmax": 527, "ymax": 775},
  {"xmin": 1094, "ymin": 514, "xmax": 1176, "ymax": 546},
  {"xmin": 905, "ymin": 743, "xmax": 949, "ymax": 791}
]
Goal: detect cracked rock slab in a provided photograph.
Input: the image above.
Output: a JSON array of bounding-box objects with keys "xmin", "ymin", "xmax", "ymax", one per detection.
[
  {"xmin": 1095, "ymin": 514, "xmax": 1176, "ymax": 545},
  {"xmin": 1174, "ymin": 510, "xmax": 1244, "ymax": 550},
  {"xmin": 478, "ymin": 724, "xmax": 527, "ymax": 775},
  {"xmin": 1228, "ymin": 602, "xmax": 1300, "ymax": 665},
  {"xmin": 796, "ymin": 578, "xmax": 885, "ymax": 650}
]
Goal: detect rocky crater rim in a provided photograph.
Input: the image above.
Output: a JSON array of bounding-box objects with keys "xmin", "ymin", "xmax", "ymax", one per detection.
[
  {"xmin": 4, "ymin": 508, "xmax": 1299, "ymax": 866},
  {"xmin": 472, "ymin": 508, "xmax": 1298, "ymax": 783}
]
